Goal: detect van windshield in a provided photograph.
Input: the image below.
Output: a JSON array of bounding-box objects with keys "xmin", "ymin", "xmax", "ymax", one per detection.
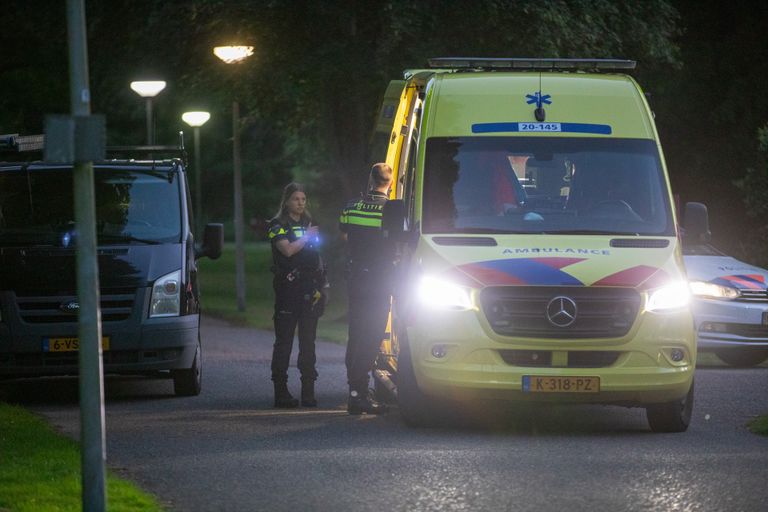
[
  {"xmin": 0, "ymin": 167, "xmax": 182, "ymax": 247},
  {"xmin": 422, "ymin": 137, "xmax": 674, "ymax": 236}
]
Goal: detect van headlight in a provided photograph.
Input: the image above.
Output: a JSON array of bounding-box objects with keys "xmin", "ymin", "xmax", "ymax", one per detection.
[
  {"xmin": 645, "ymin": 282, "xmax": 690, "ymax": 312},
  {"xmin": 150, "ymin": 270, "xmax": 181, "ymax": 317},
  {"xmin": 417, "ymin": 276, "xmax": 474, "ymax": 310},
  {"xmin": 689, "ymin": 281, "xmax": 740, "ymax": 300}
]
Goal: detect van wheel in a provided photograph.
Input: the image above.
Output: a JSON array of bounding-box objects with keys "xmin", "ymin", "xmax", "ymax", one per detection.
[
  {"xmin": 645, "ymin": 381, "xmax": 694, "ymax": 433},
  {"xmin": 715, "ymin": 349, "xmax": 768, "ymax": 367},
  {"xmin": 397, "ymin": 334, "xmax": 442, "ymax": 427},
  {"xmin": 172, "ymin": 341, "xmax": 202, "ymax": 397}
]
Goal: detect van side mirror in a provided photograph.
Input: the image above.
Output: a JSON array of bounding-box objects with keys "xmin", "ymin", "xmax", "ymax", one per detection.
[
  {"xmin": 683, "ymin": 202, "xmax": 711, "ymax": 243},
  {"xmin": 197, "ymin": 223, "xmax": 224, "ymax": 260},
  {"xmin": 382, "ymin": 199, "xmax": 407, "ymax": 242}
]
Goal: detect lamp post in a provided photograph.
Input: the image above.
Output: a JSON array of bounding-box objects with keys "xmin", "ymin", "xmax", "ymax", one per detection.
[
  {"xmin": 213, "ymin": 45, "xmax": 253, "ymax": 313},
  {"xmin": 182, "ymin": 111, "xmax": 211, "ymax": 234},
  {"xmin": 130, "ymin": 80, "xmax": 166, "ymax": 144}
]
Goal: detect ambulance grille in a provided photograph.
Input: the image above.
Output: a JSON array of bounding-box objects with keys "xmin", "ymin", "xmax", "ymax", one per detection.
[
  {"xmin": 480, "ymin": 286, "xmax": 641, "ymax": 339},
  {"xmin": 15, "ymin": 289, "xmax": 136, "ymax": 324}
]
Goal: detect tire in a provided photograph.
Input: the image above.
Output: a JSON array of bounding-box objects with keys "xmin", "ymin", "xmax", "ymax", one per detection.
[
  {"xmin": 172, "ymin": 341, "xmax": 202, "ymax": 396},
  {"xmin": 645, "ymin": 381, "xmax": 694, "ymax": 433},
  {"xmin": 396, "ymin": 334, "xmax": 442, "ymax": 427},
  {"xmin": 715, "ymin": 349, "xmax": 768, "ymax": 368}
]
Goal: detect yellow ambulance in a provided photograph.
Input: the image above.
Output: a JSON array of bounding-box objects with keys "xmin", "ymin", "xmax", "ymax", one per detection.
[{"xmin": 376, "ymin": 58, "xmax": 708, "ymax": 432}]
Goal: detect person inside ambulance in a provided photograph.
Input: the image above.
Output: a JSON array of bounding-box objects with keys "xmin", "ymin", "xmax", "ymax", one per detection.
[{"xmin": 454, "ymin": 150, "xmax": 526, "ymax": 217}]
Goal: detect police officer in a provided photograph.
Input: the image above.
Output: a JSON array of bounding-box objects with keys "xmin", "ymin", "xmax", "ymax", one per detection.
[
  {"xmin": 268, "ymin": 182, "xmax": 327, "ymax": 408},
  {"xmin": 339, "ymin": 163, "xmax": 395, "ymax": 415}
]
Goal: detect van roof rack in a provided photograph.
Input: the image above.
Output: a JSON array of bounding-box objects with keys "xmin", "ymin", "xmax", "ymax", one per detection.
[
  {"xmin": 0, "ymin": 132, "xmax": 188, "ymax": 164},
  {"xmin": 427, "ymin": 57, "xmax": 637, "ymax": 71}
]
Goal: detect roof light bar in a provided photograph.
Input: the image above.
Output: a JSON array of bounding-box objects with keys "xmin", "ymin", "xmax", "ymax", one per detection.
[{"xmin": 427, "ymin": 57, "xmax": 636, "ymax": 71}]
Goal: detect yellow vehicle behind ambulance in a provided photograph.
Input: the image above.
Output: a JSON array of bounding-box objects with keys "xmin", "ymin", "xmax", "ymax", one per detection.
[{"xmin": 376, "ymin": 58, "xmax": 709, "ymax": 432}]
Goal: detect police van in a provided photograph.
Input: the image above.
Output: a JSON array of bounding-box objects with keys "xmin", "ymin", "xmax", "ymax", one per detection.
[
  {"xmin": 0, "ymin": 134, "xmax": 223, "ymax": 395},
  {"xmin": 375, "ymin": 58, "xmax": 708, "ymax": 432}
]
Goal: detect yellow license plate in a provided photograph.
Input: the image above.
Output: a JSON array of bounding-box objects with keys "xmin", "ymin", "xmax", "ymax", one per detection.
[
  {"xmin": 43, "ymin": 337, "xmax": 110, "ymax": 352},
  {"xmin": 523, "ymin": 375, "xmax": 600, "ymax": 393}
]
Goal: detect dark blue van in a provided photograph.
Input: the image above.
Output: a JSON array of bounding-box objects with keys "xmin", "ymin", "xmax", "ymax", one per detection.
[{"xmin": 0, "ymin": 153, "xmax": 223, "ymax": 395}]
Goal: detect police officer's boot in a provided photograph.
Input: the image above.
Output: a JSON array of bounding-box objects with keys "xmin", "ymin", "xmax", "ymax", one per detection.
[
  {"xmin": 347, "ymin": 389, "xmax": 387, "ymax": 415},
  {"xmin": 301, "ymin": 378, "xmax": 317, "ymax": 407},
  {"xmin": 274, "ymin": 381, "xmax": 299, "ymax": 408}
]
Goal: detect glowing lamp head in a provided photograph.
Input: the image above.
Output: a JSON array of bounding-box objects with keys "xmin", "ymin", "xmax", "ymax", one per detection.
[
  {"xmin": 213, "ymin": 46, "xmax": 254, "ymax": 64},
  {"xmin": 129, "ymin": 80, "xmax": 167, "ymax": 98},
  {"xmin": 182, "ymin": 111, "xmax": 211, "ymax": 127}
]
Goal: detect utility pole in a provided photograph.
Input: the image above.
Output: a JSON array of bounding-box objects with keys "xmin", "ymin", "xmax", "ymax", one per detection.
[{"xmin": 48, "ymin": 1, "xmax": 107, "ymax": 510}]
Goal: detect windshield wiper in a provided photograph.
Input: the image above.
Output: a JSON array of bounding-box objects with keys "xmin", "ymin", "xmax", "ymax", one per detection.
[{"xmin": 98, "ymin": 234, "xmax": 161, "ymax": 245}]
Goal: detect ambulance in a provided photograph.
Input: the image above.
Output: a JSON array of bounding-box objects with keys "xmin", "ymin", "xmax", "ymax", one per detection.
[{"xmin": 374, "ymin": 58, "xmax": 708, "ymax": 432}]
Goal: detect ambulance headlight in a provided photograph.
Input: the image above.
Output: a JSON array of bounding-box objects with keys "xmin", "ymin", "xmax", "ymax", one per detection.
[
  {"xmin": 150, "ymin": 270, "xmax": 181, "ymax": 317},
  {"xmin": 689, "ymin": 281, "xmax": 740, "ymax": 300},
  {"xmin": 646, "ymin": 282, "xmax": 690, "ymax": 312},
  {"xmin": 417, "ymin": 276, "xmax": 474, "ymax": 311}
]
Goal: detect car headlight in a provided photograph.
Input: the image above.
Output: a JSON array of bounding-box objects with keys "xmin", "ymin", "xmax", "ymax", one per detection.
[
  {"xmin": 417, "ymin": 276, "xmax": 474, "ymax": 310},
  {"xmin": 646, "ymin": 282, "xmax": 690, "ymax": 312},
  {"xmin": 150, "ymin": 269, "xmax": 181, "ymax": 317},
  {"xmin": 689, "ymin": 281, "xmax": 740, "ymax": 300}
]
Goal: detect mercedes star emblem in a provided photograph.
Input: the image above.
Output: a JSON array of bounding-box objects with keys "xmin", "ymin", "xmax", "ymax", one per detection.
[{"xmin": 546, "ymin": 296, "xmax": 577, "ymax": 327}]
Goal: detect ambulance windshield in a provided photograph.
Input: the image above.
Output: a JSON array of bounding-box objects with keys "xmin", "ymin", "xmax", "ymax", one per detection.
[
  {"xmin": 0, "ymin": 167, "xmax": 182, "ymax": 247},
  {"xmin": 422, "ymin": 137, "xmax": 674, "ymax": 236}
]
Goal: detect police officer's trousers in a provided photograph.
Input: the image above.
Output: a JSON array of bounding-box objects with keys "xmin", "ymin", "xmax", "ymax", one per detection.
[
  {"xmin": 271, "ymin": 282, "xmax": 319, "ymax": 383},
  {"xmin": 346, "ymin": 278, "xmax": 391, "ymax": 395}
]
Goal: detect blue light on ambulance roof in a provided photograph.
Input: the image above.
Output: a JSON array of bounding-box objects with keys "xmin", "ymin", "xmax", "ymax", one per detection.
[{"xmin": 471, "ymin": 122, "xmax": 612, "ymax": 135}]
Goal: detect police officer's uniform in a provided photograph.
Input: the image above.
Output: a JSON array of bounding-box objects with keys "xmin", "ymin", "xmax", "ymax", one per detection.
[
  {"xmin": 339, "ymin": 190, "xmax": 395, "ymax": 413},
  {"xmin": 268, "ymin": 217, "xmax": 326, "ymax": 406}
]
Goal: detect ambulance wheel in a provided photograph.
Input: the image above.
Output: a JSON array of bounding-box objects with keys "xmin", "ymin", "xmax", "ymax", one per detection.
[
  {"xmin": 173, "ymin": 341, "xmax": 202, "ymax": 397},
  {"xmin": 397, "ymin": 335, "xmax": 441, "ymax": 427},
  {"xmin": 645, "ymin": 381, "xmax": 694, "ymax": 433},
  {"xmin": 715, "ymin": 349, "xmax": 768, "ymax": 367}
]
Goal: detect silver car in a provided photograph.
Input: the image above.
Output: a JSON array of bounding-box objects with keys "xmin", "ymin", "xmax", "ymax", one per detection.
[{"xmin": 684, "ymin": 243, "xmax": 768, "ymax": 367}]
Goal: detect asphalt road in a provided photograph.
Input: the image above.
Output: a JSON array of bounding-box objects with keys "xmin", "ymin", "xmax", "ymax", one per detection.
[{"xmin": 3, "ymin": 316, "xmax": 768, "ymax": 511}]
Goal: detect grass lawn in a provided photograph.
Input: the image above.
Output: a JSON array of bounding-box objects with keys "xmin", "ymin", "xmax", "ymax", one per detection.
[
  {"xmin": 0, "ymin": 402, "xmax": 163, "ymax": 512},
  {"xmin": 197, "ymin": 242, "xmax": 349, "ymax": 343},
  {"xmin": 748, "ymin": 415, "xmax": 768, "ymax": 436}
]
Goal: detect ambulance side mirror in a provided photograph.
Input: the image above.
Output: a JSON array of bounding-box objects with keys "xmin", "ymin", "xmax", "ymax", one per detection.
[
  {"xmin": 382, "ymin": 199, "xmax": 408, "ymax": 243},
  {"xmin": 682, "ymin": 202, "xmax": 711, "ymax": 243}
]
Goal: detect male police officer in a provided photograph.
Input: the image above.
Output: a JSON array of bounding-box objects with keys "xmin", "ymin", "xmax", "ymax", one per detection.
[{"xmin": 339, "ymin": 163, "xmax": 395, "ymax": 415}]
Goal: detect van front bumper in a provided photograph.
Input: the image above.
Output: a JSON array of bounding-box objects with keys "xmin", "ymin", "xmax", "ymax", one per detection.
[
  {"xmin": 406, "ymin": 306, "xmax": 695, "ymax": 406},
  {"xmin": 0, "ymin": 314, "xmax": 199, "ymax": 377}
]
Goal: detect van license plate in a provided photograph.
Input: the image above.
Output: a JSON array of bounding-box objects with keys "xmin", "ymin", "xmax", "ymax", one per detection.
[
  {"xmin": 523, "ymin": 376, "xmax": 600, "ymax": 393},
  {"xmin": 43, "ymin": 337, "xmax": 110, "ymax": 352}
]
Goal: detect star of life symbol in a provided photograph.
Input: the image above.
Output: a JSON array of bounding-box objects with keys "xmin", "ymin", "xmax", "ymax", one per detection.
[
  {"xmin": 546, "ymin": 296, "xmax": 577, "ymax": 327},
  {"xmin": 526, "ymin": 91, "xmax": 552, "ymax": 108}
]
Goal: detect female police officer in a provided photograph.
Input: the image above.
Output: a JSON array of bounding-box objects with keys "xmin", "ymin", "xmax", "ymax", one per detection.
[{"xmin": 268, "ymin": 182, "xmax": 327, "ymax": 408}]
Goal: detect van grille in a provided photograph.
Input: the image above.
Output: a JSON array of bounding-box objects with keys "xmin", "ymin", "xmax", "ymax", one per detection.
[
  {"xmin": 15, "ymin": 289, "xmax": 136, "ymax": 324},
  {"xmin": 480, "ymin": 286, "xmax": 641, "ymax": 339}
]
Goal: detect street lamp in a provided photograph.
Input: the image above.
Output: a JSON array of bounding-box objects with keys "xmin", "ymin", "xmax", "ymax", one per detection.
[
  {"xmin": 213, "ymin": 45, "xmax": 253, "ymax": 312},
  {"xmin": 182, "ymin": 111, "xmax": 211, "ymax": 234},
  {"xmin": 130, "ymin": 80, "xmax": 166, "ymax": 144}
]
